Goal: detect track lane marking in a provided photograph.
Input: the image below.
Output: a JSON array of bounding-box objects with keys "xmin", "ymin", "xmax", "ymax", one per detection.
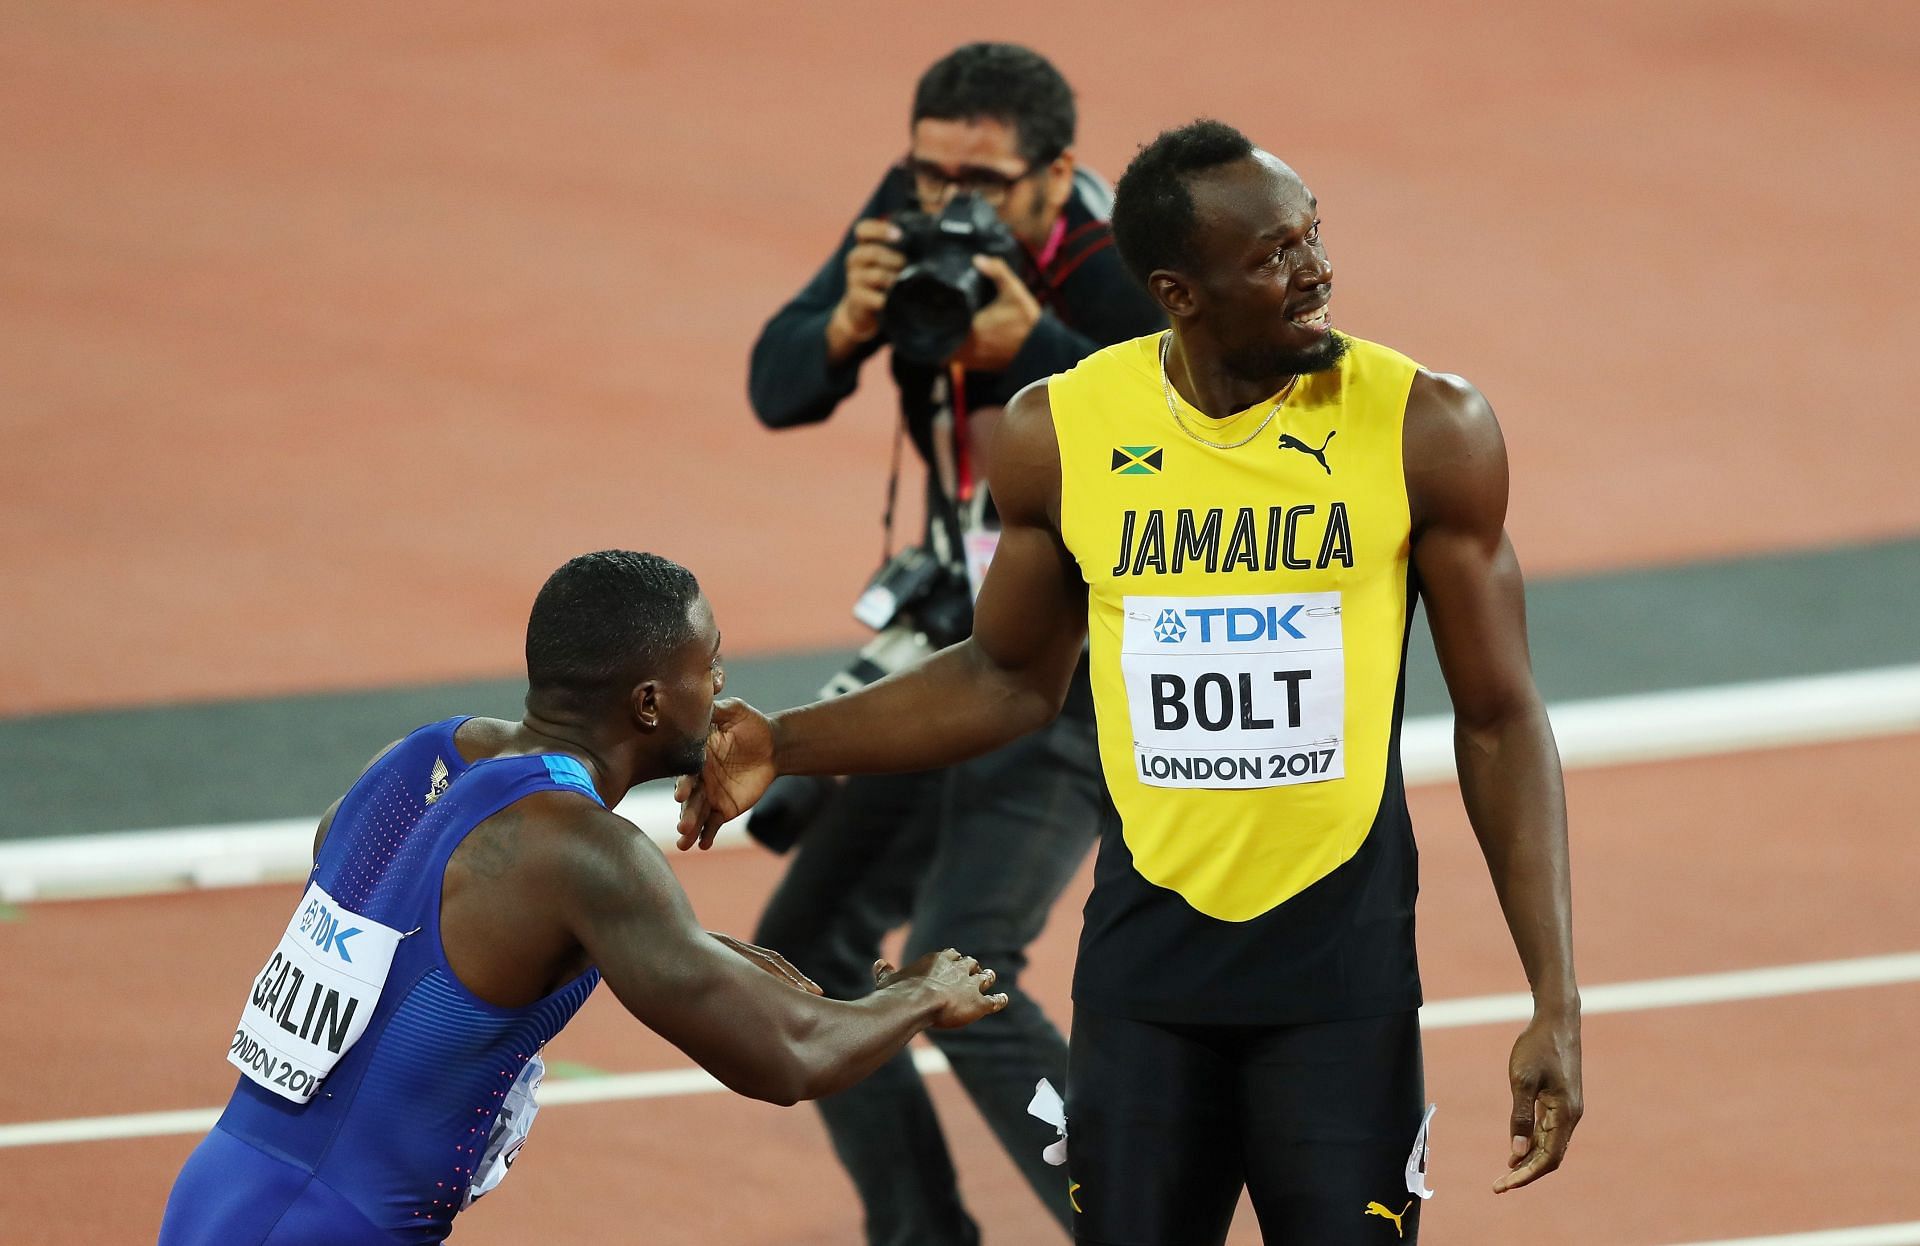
[
  {"xmin": 1666, "ymin": 1224, "xmax": 1920, "ymax": 1245},
  {"xmin": 6, "ymin": 664, "xmax": 1917, "ymax": 902},
  {"xmin": 6, "ymin": 950, "xmax": 1916, "ymax": 1150}
]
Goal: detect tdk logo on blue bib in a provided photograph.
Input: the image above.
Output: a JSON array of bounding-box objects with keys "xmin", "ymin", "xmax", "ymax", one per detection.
[
  {"xmin": 1153, "ymin": 604, "xmax": 1305, "ymax": 645},
  {"xmin": 299, "ymin": 897, "xmax": 364, "ymax": 963}
]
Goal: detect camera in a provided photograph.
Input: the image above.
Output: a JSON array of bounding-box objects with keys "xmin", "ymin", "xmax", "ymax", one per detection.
[
  {"xmin": 820, "ymin": 547, "xmax": 972, "ymax": 699},
  {"xmin": 881, "ymin": 192, "xmax": 1027, "ymax": 364}
]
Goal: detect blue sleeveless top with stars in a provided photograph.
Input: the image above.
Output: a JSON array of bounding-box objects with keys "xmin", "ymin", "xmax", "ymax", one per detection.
[{"xmin": 209, "ymin": 717, "xmax": 602, "ymax": 1240}]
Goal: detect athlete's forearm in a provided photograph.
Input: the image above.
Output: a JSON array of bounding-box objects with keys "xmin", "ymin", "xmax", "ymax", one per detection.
[
  {"xmin": 656, "ymin": 951, "xmax": 940, "ymax": 1106},
  {"xmin": 771, "ymin": 639, "xmax": 1062, "ymax": 777},
  {"xmin": 1455, "ymin": 699, "xmax": 1579, "ymax": 1016},
  {"xmin": 776, "ymin": 982, "xmax": 945, "ymax": 1102}
]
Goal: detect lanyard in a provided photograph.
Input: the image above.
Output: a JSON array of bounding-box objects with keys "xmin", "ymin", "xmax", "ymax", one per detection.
[
  {"xmin": 945, "ymin": 214, "xmax": 1065, "ymax": 506},
  {"xmin": 882, "ymin": 213, "xmax": 1077, "ymax": 558},
  {"xmin": 949, "ymin": 363, "xmax": 974, "ymax": 503}
]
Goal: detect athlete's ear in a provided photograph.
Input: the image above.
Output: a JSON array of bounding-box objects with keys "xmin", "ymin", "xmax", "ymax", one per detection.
[
  {"xmin": 630, "ymin": 681, "xmax": 662, "ymax": 732},
  {"xmin": 1149, "ymin": 268, "xmax": 1199, "ymax": 320}
]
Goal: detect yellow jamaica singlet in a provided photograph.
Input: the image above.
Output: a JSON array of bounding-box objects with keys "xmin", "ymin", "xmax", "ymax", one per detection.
[{"xmin": 1052, "ymin": 331, "xmax": 1426, "ymax": 1025}]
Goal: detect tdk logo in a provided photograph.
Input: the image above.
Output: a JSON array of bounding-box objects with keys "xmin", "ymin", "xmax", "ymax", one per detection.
[
  {"xmin": 298, "ymin": 898, "xmax": 363, "ymax": 963},
  {"xmin": 1153, "ymin": 604, "xmax": 1306, "ymax": 644}
]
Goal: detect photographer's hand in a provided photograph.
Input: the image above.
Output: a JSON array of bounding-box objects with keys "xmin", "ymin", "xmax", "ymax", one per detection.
[
  {"xmin": 952, "ymin": 255, "xmax": 1041, "ymax": 373},
  {"xmin": 826, "ymin": 220, "xmax": 904, "ymax": 364}
]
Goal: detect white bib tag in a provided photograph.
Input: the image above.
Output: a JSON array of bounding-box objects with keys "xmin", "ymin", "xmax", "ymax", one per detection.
[
  {"xmin": 226, "ymin": 882, "xmax": 406, "ymax": 1103},
  {"xmin": 1120, "ymin": 592, "xmax": 1345, "ymax": 790},
  {"xmin": 1407, "ymin": 1102, "xmax": 1436, "ymax": 1198},
  {"xmin": 462, "ymin": 1054, "xmax": 545, "ymax": 1208},
  {"xmin": 1026, "ymin": 1078, "xmax": 1068, "ymax": 1166}
]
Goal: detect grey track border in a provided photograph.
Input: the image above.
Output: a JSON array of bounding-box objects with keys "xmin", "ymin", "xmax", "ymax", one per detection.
[{"xmin": 3, "ymin": 536, "xmax": 1915, "ymax": 840}]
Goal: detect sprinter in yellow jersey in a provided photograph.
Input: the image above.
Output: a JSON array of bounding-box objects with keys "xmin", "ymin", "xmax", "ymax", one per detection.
[{"xmin": 678, "ymin": 120, "xmax": 1580, "ymax": 1244}]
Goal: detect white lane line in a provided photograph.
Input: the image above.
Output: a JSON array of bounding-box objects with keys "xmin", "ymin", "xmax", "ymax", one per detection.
[
  {"xmin": 1399, "ymin": 662, "xmax": 1920, "ymax": 786},
  {"xmin": 5, "ymin": 950, "xmax": 1916, "ymax": 1151},
  {"xmin": 0, "ymin": 1107, "xmax": 222, "ymax": 1147},
  {"xmin": 1665, "ymin": 1224, "xmax": 1920, "ymax": 1246},
  {"xmin": 6, "ymin": 664, "xmax": 1918, "ymax": 902},
  {"xmin": 1419, "ymin": 951, "xmax": 1920, "ymax": 1029},
  {"xmin": 0, "ymin": 788, "xmax": 739, "ymax": 903},
  {"xmin": 537, "ymin": 1049, "xmax": 952, "ymax": 1108}
]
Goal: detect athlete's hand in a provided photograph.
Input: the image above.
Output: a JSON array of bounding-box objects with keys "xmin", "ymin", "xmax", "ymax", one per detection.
[
  {"xmin": 875, "ymin": 949, "xmax": 1007, "ymax": 1029},
  {"xmin": 674, "ymin": 699, "xmax": 777, "ymax": 852},
  {"xmin": 709, "ymin": 931, "xmax": 822, "ymax": 995},
  {"xmin": 951, "ymin": 254, "xmax": 1041, "ymax": 372},
  {"xmin": 1493, "ymin": 1012, "xmax": 1582, "ymax": 1192},
  {"xmin": 826, "ymin": 220, "xmax": 904, "ymax": 363}
]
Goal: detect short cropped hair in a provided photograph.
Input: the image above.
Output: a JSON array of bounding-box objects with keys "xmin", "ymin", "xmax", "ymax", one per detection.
[
  {"xmin": 912, "ymin": 43, "xmax": 1076, "ymax": 166},
  {"xmin": 526, "ymin": 550, "xmax": 701, "ymax": 696},
  {"xmin": 1111, "ymin": 119, "xmax": 1257, "ymax": 288}
]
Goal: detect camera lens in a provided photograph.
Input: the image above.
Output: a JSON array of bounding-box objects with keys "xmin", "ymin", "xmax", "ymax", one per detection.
[{"xmin": 883, "ymin": 252, "xmax": 990, "ymax": 364}]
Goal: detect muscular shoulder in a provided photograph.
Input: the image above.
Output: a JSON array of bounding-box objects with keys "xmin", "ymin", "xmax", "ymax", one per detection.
[
  {"xmin": 516, "ymin": 790, "xmax": 635, "ymax": 864},
  {"xmin": 991, "ymin": 380, "xmax": 1064, "ymax": 530},
  {"xmin": 532, "ymin": 795, "xmax": 689, "ymax": 931},
  {"xmin": 1406, "ymin": 369, "xmax": 1501, "ymax": 462},
  {"xmin": 1404, "ymin": 369, "xmax": 1508, "ymax": 535},
  {"xmin": 460, "ymin": 790, "xmax": 629, "ymax": 894}
]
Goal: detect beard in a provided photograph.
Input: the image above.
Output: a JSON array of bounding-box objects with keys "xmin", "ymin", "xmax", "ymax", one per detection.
[
  {"xmin": 668, "ymin": 728, "xmax": 710, "ymax": 778},
  {"xmin": 1223, "ymin": 329, "xmax": 1349, "ymax": 384}
]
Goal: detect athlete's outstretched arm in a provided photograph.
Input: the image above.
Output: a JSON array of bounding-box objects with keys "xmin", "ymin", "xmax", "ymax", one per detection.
[
  {"xmin": 1405, "ymin": 371, "xmax": 1582, "ymax": 1193},
  {"xmin": 674, "ymin": 380, "xmax": 1087, "ymax": 848},
  {"xmin": 549, "ymin": 800, "xmax": 1006, "ymax": 1106}
]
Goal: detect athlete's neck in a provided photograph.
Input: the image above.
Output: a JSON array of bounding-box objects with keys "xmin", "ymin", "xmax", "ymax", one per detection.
[
  {"xmin": 1165, "ymin": 332, "xmax": 1296, "ymax": 420},
  {"xmin": 517, "ymin": 714, "xmax": 634, "ymax": 803}
]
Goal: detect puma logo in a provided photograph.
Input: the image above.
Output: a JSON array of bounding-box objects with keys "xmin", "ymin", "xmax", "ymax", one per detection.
[
  {"xmin": 1277, "ymin": 429, "xmax": 1335, "ymax": 473},
  {"xmin": 1364, "ymin": 1200, "xmax": 1413, "ymax": 1238}
]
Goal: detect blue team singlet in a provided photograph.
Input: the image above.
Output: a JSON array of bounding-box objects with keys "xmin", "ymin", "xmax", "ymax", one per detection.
[{"xmin": 159, "ymin": 718, "xmax": 603, "ymax": 1245}]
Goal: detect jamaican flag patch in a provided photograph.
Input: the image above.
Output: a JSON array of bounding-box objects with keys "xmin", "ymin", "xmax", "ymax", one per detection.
[{"xmin": 1111, "ymin": 446, "xmax": 1163, "ymax": 475}]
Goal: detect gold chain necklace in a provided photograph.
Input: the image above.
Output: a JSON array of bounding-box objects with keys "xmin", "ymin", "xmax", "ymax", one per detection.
[{"xmin": 1158, "ymin": 331, "xmax": 1297, "ymax": 451}]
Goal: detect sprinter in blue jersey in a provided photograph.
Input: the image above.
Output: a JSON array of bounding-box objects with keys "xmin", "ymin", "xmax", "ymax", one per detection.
[{"xmin": 159, "ymin": 550, "xmax": 1009, "ymax": 1246}]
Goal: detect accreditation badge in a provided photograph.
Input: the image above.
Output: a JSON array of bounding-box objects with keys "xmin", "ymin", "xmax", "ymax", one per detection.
[{"xmin": 962, "ymin": 528, "xmax": 1000, "ymax": 600}]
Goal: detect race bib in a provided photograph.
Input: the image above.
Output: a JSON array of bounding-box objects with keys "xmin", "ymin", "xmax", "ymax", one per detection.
[
  {"xmin": 462, "ymin": 1054, "xmax": 545, "ymax": 1208},
  {"xmin": 226, "ymin": 882, "xmax": 405, "ymax": 1103},
  {"xmin": 1120, "ymin": 592, "xmax": 1345, "ymax": 790}
]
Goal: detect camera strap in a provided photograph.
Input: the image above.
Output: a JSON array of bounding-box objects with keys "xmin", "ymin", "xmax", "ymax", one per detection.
[
  {"xmin": 1034, "ymin": 219, "xmax": 1116, "ymax": 307},
  {"xmin": 879, "ymin": 376, "xmax": 967, "ymax": 578},
  {"xmin": 926, "ymin": 403, "xmax": 967, "ymax": 573},
  {"xmin": 880, "ymin": 412, "xmax": 906, "ymax": 564},
  {"xmin": 940, "ymin": 363, "xmax": 1006, "ymax": 598}
]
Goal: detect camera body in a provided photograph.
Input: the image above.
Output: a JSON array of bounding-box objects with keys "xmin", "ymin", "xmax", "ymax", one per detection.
[
  {"xmin": 881, "ymin": 192, "xmax": 1027, "ymax": 364},
  {"xmin": 820, "ymin": 546, "xmax": 972, "ymax": 699}
]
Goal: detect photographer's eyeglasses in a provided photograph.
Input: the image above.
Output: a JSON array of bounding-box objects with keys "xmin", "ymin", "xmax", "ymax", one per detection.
[{"xmin": 901, "ymin": 156, "xmax": 1040, "ymax": 208}]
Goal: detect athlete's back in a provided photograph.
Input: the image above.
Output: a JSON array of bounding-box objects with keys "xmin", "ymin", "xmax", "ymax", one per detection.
[{"xmin": 159, "ymin": 718, "xmax": 602, "ymax": 1245}]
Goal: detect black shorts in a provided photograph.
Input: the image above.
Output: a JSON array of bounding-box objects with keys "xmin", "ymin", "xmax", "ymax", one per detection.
[{"xmin": 1066, "ymin": 1006, "xmax": 1427, "ymax": 1245}]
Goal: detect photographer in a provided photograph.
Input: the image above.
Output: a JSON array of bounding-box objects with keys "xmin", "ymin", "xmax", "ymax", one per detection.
[{"xmin": 745, "ymin": 43, "xmax": 1161, "ymax": 1246}]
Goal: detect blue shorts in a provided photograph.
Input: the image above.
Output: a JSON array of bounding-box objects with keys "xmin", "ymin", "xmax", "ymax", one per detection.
[{"xmin": 159, "ymin": 1127, "xmax": 413, "ymax": 1246}]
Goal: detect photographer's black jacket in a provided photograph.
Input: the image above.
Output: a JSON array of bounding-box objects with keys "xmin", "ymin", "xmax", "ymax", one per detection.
[
  {"xmin": 748, "ymin": 165, "xmax": 1164, "ymax": 471},
  {"xmin": 749, "ymin": 166, "xmax": 1160, "ymax": 722}
]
